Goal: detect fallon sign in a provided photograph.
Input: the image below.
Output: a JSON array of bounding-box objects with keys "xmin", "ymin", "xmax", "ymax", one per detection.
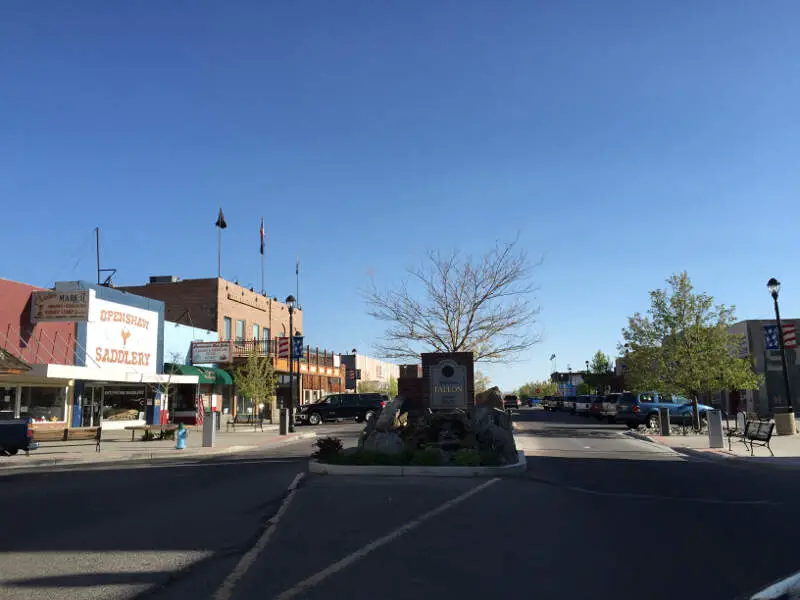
[{"xmin": 429, "ymin": 358, "xmax": 468, "ymax": 409}]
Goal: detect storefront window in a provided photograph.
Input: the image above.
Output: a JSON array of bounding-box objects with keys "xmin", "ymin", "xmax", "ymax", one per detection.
[
  {"xmin": 0, "ymin": 387, "xmax": 17, "ymax": 420},
  {"xmin": 102, "ymin": 386, "xmax": 150, "ymax": 422},
  {"xmin": 20, "ymin": 387, "xmax": 66, "ymax": 423},
  {"xmin": 223, "ymin": 317, "xmax": 232, "ymax": 340}
]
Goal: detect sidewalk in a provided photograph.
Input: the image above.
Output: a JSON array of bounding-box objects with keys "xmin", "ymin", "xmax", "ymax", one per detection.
[
  {"xmin": 627, "ymin": 427, "xmax": 800, "ymax": 469},
  {"xmin": 0, "ymin": 426, "xmax": 317, "ymax": 471}
]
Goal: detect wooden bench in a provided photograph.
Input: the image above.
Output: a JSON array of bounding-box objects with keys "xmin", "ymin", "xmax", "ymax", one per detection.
[
  {"xmin": 124, "ymin": 424, "xmax": 179, "ymax": 442},
  {"xmin": 226, "ymin": 414, "xmax": 265, "ymax": 432},
  {"xmin": 728, "ymin": 420, "xmax": 775, "ymax": 456},
  {"xmin": 32, "ymin": 427, "xmax": 102, "ymax": 452}
]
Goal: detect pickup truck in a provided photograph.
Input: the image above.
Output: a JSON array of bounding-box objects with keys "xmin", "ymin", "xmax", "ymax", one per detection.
[{"xmin": 0, "ymin": 419, "xmax": 38, "ymax": 456}]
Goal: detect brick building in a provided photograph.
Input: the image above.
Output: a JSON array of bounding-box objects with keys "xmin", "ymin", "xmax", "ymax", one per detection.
[
  {"xmin": 120, "ymin": 276, "xmax": 302, "ymax": 342},
  {"xmin": 119, "ymin": 276, "xmax": 345, "ymax": 406}
]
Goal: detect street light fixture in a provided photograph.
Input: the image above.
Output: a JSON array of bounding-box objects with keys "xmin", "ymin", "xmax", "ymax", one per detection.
[
  {"xmin": 351, "ymin": 348, "xmax": 357, "ymax": 393},
  {"xmin": 286, "ymin": 295, "xmax": 296, "ymax": 434},
  {"xmin": 767, "ymin": 278, "xmax": 793, "ymax": 411}
]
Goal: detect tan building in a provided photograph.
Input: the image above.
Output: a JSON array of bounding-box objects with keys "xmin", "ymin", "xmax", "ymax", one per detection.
[
  {"xmin": 119, "ymin": 276, "xmax": 344, "ymax": 409},
  {"xmin": 120, "ymin": 276, "xmax": 302, "ymax": 342}
]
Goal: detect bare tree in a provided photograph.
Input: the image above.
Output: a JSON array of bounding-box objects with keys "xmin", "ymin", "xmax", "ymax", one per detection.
[{"xmin": 365, "ymin": 239, "xmax": 540, "ymax": 363}]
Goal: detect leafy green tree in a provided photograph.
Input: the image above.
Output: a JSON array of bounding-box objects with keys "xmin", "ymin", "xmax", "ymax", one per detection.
[
  {"xmin": 576, "ymin": 382, "xmax": 592, "ymax": 395},
  {"xmin": 386, "ymin": 376, "xmax": 398, "ymax": 398},
  {"xmin": 474, "ymin": 370, "xmax": 492, "ymax": 394},
  {"xmin": 232, "ymin": 350, "xmax": 277, "ymax": 416},
  {"xmin": 621, "ymin": 272, "xmax": 760, "ymax": 402},
  {"xmin": 589, "ymin": 350, "xmax": 611, "ymax": 374},
  {"xmin": 517, "ymin": 380, "xmax": 557, "ymax": 398}
]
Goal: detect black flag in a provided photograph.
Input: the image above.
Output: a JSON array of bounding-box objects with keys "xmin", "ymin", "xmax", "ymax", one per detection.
[{"xmin": 215, "ymin": 208, "xmax": 227, "ymax": 229}]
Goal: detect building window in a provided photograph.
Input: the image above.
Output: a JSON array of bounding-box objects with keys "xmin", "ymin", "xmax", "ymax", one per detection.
[
  {"xmin": 235, "ymin": 320, "xmax": 245, "ymax": 342},
  {"xmin": 21, "ymin": 387, "xmax": 66, "ymax": 423},
  {"xmin": 262, "ymin": 327, "xmax": 270, "ymax": 341},
  {"xmin": 252, "ymin": 324, "xmax": 259, "ymax": 340},
  {"xmin": 223, "ymin": 317, "xmax": 232, "ymax": 341},
  {"xmin": 102, "ymin": 386, "xmax": 151, "ymax": 422},
  {"xmin": 376, "ymin": 365, "xmax": 382, "ymax": 378}
]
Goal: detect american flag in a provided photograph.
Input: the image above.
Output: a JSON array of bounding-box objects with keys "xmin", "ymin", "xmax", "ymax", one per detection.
[{"xmin": 764, "ymin": 324, "xmax": 797, "ymax": 350}]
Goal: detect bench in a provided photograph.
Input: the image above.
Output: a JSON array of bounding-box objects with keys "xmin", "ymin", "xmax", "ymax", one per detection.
[
  {"xmin": 124, "ymin": 424, "xmax": 179, "ymax": 442},
  {"xmin": 32, "ymin": 427, "xmax": 102, "ymax": 452},
  {"xmin": 226, "ymin": 414, "xmax": 265, "ymax": 432},
  {"xmin": 727, "ymin": 420, "xmax": 775, "ymax": 456}
]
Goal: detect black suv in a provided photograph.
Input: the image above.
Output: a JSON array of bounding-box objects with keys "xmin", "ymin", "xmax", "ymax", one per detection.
[{"xmin": 295, "ymin": 393, "xmax": 388, "ymax": 426}]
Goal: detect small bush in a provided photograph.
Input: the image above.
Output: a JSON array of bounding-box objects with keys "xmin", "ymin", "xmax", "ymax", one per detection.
[
  {"xmin": 410, "ymin": 447, "xmax": 444, "ymax": 466},
  {"xmin": 479, "ymin": 451, "xmax": 503, "ymax": 466},
  {"xmin": 453, "ymin": 449, "xmax": 481, "ymax": 466},
  {"xmin": 312, "ymin": 436, "xmax": 344, "ymax": 460}
]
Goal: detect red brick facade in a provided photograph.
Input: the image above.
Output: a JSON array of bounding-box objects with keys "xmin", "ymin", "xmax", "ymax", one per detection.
[{"xmin": 0, "ymin": 279, "xmax": 75, "ymax": 365}]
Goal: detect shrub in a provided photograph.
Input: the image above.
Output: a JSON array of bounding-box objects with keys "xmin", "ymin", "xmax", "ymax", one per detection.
[
  {"xmin": 453, "ymin": 449, "xmax": 481, "ymax": 466},
  {"xmin": 410, "ymin": 447, "xmax": 444, "ymax": 466},
  {"xmin": 479, "ymin": 451, "xmax": 503, "ymax": 466},
  {"xmin": 312, "ymin": 436, "xmax": 344, "ymax": 460}
]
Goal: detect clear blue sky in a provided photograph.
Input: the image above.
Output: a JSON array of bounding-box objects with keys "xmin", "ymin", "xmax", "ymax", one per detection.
[{"xmin": 3, "ymin": 1, "xmax": 799, "ymax": 391}]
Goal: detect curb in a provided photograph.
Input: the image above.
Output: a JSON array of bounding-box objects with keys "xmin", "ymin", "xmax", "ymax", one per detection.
[
  {"xmin": 623, "ymin": 430, "xmax": 751, "ymax": 464},
  {"xmin": 308, "ymin": 450, "xmax": 527, "ymax": 477},
  {"xmin": 0, "ymin": 432, "xmax": 317, "ymax": 473}
]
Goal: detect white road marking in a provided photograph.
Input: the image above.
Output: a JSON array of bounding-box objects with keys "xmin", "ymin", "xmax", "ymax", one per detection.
[
  {"xmin": 272, "ymin": 477, "xmax": 500, "ymax": 600},
  {"xmin": 213, "ymin": 472, "xmax": 305, "ymax": 600},
  {"xmin": 563, "ymin": 483, "xmax": 776, "ymax": 505}
]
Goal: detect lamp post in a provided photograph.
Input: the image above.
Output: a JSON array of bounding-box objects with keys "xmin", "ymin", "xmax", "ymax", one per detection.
[
  {"xmin": 768, "ymin": 278, "xmax": 793, "ymax": 411},
  {"xmin": 351, "ymin": 348, "xmax": 357, "ymax": 393},
  {"xmin": 286, "ymin": 294, "xmax": 296, "ymax": 434}
]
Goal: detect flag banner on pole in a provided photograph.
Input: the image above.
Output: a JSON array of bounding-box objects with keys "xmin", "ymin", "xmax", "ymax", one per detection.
[
  {"xmin": 296, "ymin": 256, "xmax": 299, "ymax": 275},
  {"xmin": 784, "ymin": 323, "xmax": 797, "ymax": 348},
  {"xmin": 292, "ymin": 335, "xmax": 304, "ymax": 359},
  {"xmin": 277, "ymin": 337, "xmax": 290, "ymax": 358},
  {"xmin": 764, "ymin": 325, "xmax": 780, "ymax": 350},
  {"xmin": 215, "ymin": 208, "xmax": 227, "ymax": 229},
  {"xmin": 549, "ymin": 353, "xmax": 556, "ymax": 360},
  {"xmin": 259, "ymin": 218, "xmax": 265, "ymax": 255}
]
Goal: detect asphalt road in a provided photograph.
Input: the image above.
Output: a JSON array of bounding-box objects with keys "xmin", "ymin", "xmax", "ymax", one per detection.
[{"xmin": 3, "ymin": 413, "xmax": 800, "ymax": 600}]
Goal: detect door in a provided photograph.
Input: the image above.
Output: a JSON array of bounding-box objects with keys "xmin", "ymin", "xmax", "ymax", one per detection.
[
  {"xmin": 339, "ymin": 394, "xmax": 360, "ymax": 420},
  {"xmin": 323, "ymin": 395, "xmax": 342, "ymax": 420}
]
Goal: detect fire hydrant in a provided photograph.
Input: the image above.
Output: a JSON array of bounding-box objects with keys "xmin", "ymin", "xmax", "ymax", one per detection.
[{"xmin": 175, "ymin": 423, "xmax": 188, "ymax": 450}]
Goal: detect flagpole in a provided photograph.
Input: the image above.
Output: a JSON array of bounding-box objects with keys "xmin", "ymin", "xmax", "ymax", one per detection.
[
  {"xmin": 296, "ymin": 257, "xmax": 300, "ymax": 308},
  {"xmin": 217, "ymin": 226, "xmax": 222, "ymax": 278}
]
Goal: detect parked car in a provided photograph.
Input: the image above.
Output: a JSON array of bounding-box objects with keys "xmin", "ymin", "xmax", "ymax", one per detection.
[
  {"xmin": 562, "ymin": 396, "xmax": 577, "ymax": 413},
  {"xmin": 589, "ymin": 396, "xmax": 605, "ymax": 419},
  {"xmin": 503, "ymin": 395, "xmax": 521, "ymax": 410},
  {"xmin": 295, "ymin": 393, "xmax": 388, "ymax": 425},
  {"xmin": 526, "ymin": 397, "xmax": 542, "ymax": 407},
  {"xmin": 574, "ymin": 395, "xmax": 595, "ymax": 416},
  {"xmin": 615, "ymin": 392, "xmax": 713, "ymax": 429},
  {"xmin": 602, "ymin": 393, "xmax": 621, "ymax": 423}
]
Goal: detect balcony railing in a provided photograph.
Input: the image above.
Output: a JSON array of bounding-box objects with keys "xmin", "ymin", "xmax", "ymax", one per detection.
[{"xmin": 229, "ymin": 339, "xmax": 338, "ymax": 368}]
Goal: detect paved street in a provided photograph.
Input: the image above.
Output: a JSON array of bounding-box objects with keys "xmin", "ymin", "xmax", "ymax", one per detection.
[{"xmin": 4, "ymin": 415, "xmax": 800, "ymax": 599}]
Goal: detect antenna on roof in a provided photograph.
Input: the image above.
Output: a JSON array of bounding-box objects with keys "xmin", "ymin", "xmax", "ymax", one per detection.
[{"xmin": 95, "ymin": 227, "xmax": 117, "ymax": 286}]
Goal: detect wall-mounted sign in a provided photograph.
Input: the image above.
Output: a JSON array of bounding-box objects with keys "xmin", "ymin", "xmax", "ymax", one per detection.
[
  {"xmin": 85, "ymin": 296, "xmax": 158, "ymax": 374},
  {"xmin": 191, "ymin": 341, "xmax": 232, "ymax": 364},
  {"xmin": 430, "ymin": 359, "xmax": 468, "ymax": 409},
  {"xmin": 31, "ymin": 290, "xmax": 90, "ymax": 323}
]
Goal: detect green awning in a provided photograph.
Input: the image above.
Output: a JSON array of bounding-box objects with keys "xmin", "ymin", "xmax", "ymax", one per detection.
[{"xmin": 164, "ymin": 363, "xmax": 233, "ymax": 385}]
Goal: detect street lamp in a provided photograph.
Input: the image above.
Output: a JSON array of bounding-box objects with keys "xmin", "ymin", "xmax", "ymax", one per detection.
[
  {"xmin": 351, "ymin": 348, "xmax": 358, "ymax": 392},
  {"xmin": 768, "ymin": 278, "xmax": 793, "ymax": 411},
  {"xmin": 286, "ymin": 295, "xmax": 296, "ymax": 434}
]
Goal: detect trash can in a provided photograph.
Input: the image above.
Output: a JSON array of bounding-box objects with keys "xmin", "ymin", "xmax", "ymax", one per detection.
[
  {"xmin": 773, "ymin": 406, "xmax": 796, "ymax": 436},
  {"xmin": 706, "ymin": 409, "xmax": 724, "ymax": 448}
]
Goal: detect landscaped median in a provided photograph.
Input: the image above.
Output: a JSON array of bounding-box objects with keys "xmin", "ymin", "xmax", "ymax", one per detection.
[{"xmin": 309, "ymin": 448, "xmax": 526, "ymax": 477}]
